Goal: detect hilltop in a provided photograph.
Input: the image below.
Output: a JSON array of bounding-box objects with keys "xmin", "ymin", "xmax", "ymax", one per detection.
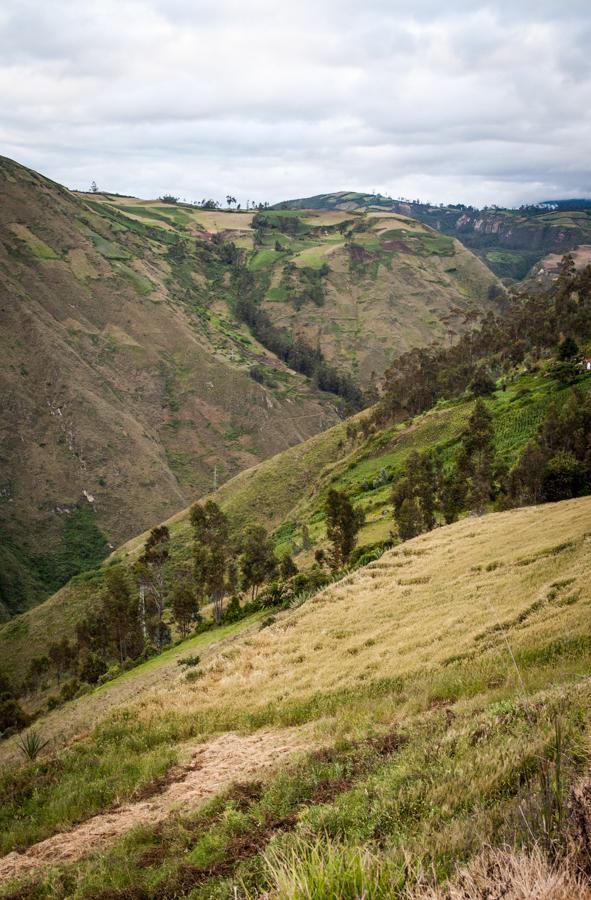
[
  {"xmin": 0, "ymin": 496, "xmax": 590, "ymax": 896},
  {"xmin": 276, "ymin": 190, "xmax": 591, "ymax": 279},
  {"xmin": 84, "ymin": 194, "xmax": 501, "ymax": 388},
  {"xmin": 0, "ymin": 159, "xmax": 501, "ymax": 616}
]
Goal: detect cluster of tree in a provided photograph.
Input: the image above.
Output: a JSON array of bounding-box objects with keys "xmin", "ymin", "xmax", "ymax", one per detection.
[
  {"xmin": 377, "ymin": 258, "xmax": 591, "ymax": 426},
  {"xmin": 392, "ymin": 399, "xmax": 497, "ymax": 540},
  {"xmin": 391, "ymin": 388, "xmax": 591, "ymax": 543},
  {"xmin": 19, "ymin": 504, "xmax": 297, "ymax": 707},
  {"xmin": 190, "ymin": 501, "xmax": 280, "ymax": 623},
  {"xmin": 506, "ymin": 388, "xmax": 591, "ymax": 506},
  {"xmin": 251, "ymin": 212, "xmax": 305, "ymax": 238},
  {"xmin": 229, "ymin": 253, "xmax": 364, "ymax": 410},
  {"xmin": 324, "ymin": 489, "xmax": 365, "ymax": 570},
  {"xmin": 281, "ymin": 262, "xmax": 330, "ymax": 309}
]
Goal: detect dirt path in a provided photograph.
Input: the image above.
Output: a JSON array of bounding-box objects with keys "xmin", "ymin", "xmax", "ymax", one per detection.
[{"xmin": 0, "ymin": 728, "xmax": 310, "ymax": 884}]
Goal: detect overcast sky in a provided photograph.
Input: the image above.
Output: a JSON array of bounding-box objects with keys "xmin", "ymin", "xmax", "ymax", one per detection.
[{"xmin": 1, "ymin": 0, "xmax": 590, "ymax": 207}]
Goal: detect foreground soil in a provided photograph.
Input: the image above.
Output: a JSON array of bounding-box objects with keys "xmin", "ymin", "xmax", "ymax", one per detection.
[{"xmin": 0, "ymin": 728, "xmax": 310, "ymax": 883}]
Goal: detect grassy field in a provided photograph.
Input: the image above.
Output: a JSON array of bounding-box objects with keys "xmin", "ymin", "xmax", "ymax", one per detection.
[{"xmin": 1, "ymin": 496, "xmax": 590, "ymax": 896}]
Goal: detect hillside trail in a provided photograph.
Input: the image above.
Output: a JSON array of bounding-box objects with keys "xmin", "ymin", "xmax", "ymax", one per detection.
[{"xmin": 0, "ymin": 727, "xmax": 310, "ymax": 884}]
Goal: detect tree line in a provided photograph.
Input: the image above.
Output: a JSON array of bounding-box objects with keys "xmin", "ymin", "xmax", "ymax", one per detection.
[
  {"xmin": 391, "ymin": 389, "xmax": 591, "ymax": 542},
  {"xmin": 4, "ymin": 481, "xmax": 369, "ymax": 732},
  {"xmin": 377, "ymin": 257, "xmax": 591, "ymax": 426}
]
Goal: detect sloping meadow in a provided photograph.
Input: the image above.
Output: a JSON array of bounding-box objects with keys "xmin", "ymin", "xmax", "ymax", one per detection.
[{"xmin": 1, "ymin": 496, "xmax": 591, "ymax": 896}]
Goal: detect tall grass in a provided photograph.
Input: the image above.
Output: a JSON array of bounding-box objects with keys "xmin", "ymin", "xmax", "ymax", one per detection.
[{"xmin": 259, "ymin": 838, "xmax": 405, "ymax": 899}]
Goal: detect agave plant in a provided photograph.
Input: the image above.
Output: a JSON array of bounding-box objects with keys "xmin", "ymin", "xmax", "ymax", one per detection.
[{"xmin": 18, "ymin": 730, "xmax": 49, "ymax": 761}]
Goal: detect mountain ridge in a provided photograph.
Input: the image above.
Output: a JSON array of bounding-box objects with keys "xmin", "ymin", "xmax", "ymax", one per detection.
[
  {"xmin": 0, "ymin": 157, "xmax": 500, "ymax": 616},
  {"xmin": 274, "ymin": 190, "xmax": 591, "ymax": 279}
]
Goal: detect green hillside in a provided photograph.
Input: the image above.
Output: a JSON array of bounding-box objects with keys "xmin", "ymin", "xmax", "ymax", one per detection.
[
  {"xmin": 2, "ymin": 365, "xmax": 588, "ymax": 690},
  {"xmin": 1, "ymin": 245, "xmax": 591, "ymax": 897},
  {"xmin": 0, "ymin": 159, "xmax": 501, "ymax": 618},
  {"xmin": 275, "ymin": 191, "xmax": 591, "ymax": 279},
  {"xmin": 88, "ymin": 196, "xmax": 501, "ymax": 388}
]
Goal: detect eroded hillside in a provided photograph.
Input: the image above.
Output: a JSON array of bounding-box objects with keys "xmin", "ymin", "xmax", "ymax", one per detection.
[
  {"xmin": 0, "ymin": 158, "xmax": 501, "ymax": 615},
  {"xmin": 0, "ymin": 162, "xmax": 339, "ymax": 614}
]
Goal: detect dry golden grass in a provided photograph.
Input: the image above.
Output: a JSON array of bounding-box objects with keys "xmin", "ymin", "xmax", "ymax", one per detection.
[
  {"xmin": 421, "ymin": 845, "xmax": 591, "ymax": 899},
  {"xmin": 1, "ymin": 497, "xmax": 591, "ymax": 895},
  {"xmin": 137, "ymin": 497, "xmax": 591, "ymax": 724}
]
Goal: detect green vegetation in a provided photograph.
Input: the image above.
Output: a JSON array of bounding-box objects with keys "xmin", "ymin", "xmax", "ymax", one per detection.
[
  {"xmin": 1, "ymin": 497, "xmax": 590, "ymax": 896},
  {"xmin": 31, "ymin": 506, "xmax": 110, "ymax": 596},
  {"xmin": 275, "ymin": 191, "xmax": 591, "ymax": 278},
  {"xmin": 3, "ymin": 365, "xmax": 590, "ymax": 691},
  {"xmin": 85, "ymin": 229, "xmax": 131, "ymax": 260}
]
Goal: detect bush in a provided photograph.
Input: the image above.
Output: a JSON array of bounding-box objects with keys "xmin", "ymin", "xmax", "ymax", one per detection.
[
  {"xmin": 185, "ymin": 669, "xmax": 203, "ymax": 683},
  {"xmin": 79, "ymin": 652, "xmax": 107, "ymax": 685},
  {"xmin": 0, "ymin": 694, "xmax": 29, "ymax": 736},
  {"xmin": 98, "ymin": 663, "xmax": 122, "ymax": 685},
  {"xmin": 289, "ymin": 570, "xmax": 331, "ymax": 596},
  {"xmin": 191, "ymin": 620, "xmax": 215, "ymax": 637},
  {"xmin": 349, "ymin": 540, "xmax": 392, "ymax": 569},
  {"xmin": 222, "ymin": 595, "xmax": 243, "ymax": 622},
  {"xmin": 177, "ymin": 655, "xmax": 201, "ymax": 668},
  {"xmin": 258, "ymin": 582, "xmax": 294, "ymax": 608},
  {"xmin": 60, "ymin": 680, "xmax": 79, "ymax": 702},
  {"xmin": 543, "ymin": 452, "xmax": 588, "ymax": 501}
]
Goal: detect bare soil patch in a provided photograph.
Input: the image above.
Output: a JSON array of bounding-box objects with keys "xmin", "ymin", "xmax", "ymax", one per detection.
[{"xmin": 0, "ymin": 729, "xmax": 309, "ymax": 884}]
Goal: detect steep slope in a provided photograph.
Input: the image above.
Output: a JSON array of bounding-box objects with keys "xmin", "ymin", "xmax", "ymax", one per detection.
[
  {"xmin": 0, "ymin": 160, "xmax": 339, "ymax": 615},
  {"xmin": 1, "ymin": 497, "xmax": 590, "ymax": 897},
  {"xmin": 1, "ymin": 160, "xmax": 501, "ymax": 616},
  {"xmin": 2, "ymin": 368, "xmax": 587, "ymax": 687},
  {"xmin": 277, "ymin": 191, "xmax": 591, "ymax": 279},
  {"xmin": 96, "ymin": 198, "xmax": 501, "ymax": 388}
]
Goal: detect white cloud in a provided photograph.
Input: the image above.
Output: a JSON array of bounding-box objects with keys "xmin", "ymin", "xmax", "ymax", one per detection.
[{"xmin": 1, "ymin": 0, "xmax": 590, "ymax": 206}]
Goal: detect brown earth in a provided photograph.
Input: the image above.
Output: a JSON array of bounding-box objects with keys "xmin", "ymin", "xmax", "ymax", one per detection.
[{"xmin": 0, "ymin": 157, "xmax": 339, "ymax": 615}]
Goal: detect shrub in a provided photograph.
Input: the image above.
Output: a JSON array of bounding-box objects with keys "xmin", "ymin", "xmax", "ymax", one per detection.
[
  {"xmin": 543, "ymin": 452, "xmax": 588, "ymax": 502},
  {"xmin": 79, "ymin": 652, "xmax": 107, "ymax": 685},
  {"xmin": 0, "ymin": 694, "xmax": 29, "ymax": 736},
  {"xmin": 60, "ymin": 680, "xmax": 79, "ymax": 702},
  {"xmin": 177, "ymin": 655, "xmax": 201, "ymax": 668},
  {"xmin": 17, "ymin": 731, "xmax": 49, "ymax": 761},
  {"xmin": 98, "ymin": 664, "xmax": 122, "ymax": 685},
  {"xmin": 222, "ymin": 595, "xmax": 243, "ymax": 622}
]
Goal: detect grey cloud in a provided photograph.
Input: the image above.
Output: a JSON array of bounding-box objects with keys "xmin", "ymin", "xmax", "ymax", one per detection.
[{"xmin": 0, "ymin": 0, "xmax": 590, "ymax": 206}]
